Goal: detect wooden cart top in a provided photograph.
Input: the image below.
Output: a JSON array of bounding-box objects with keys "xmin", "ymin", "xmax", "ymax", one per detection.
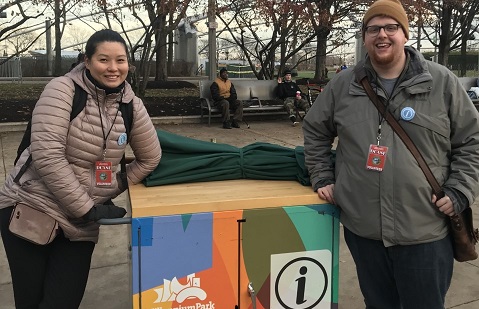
[{"xmin": 129, "ymin": 179, "xmax": 324, "ymax": 218}]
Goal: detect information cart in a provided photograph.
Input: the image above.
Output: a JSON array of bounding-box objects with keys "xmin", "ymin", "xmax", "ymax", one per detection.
[{"xmin": 129, "ymin": 179, "xmax": 340, "ymax": 309}]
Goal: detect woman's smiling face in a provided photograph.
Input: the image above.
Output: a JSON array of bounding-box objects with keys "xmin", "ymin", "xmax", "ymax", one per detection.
[{"xmin": 85, "ymin": 41, "xmax": 129, "ymax": 88}]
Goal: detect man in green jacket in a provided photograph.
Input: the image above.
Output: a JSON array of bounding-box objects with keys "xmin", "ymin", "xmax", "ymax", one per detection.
[{"xmin": 303, "ymin": 0, "xmax": 479, "ymax": 308}]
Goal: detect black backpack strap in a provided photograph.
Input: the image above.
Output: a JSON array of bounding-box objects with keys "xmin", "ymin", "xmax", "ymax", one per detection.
[
  {"xmin": 71, "ymin": 82, "xmax": 87, "ymax": 120},
  {"xmin": 119, "ymin": 155, "xmax": 128, "ymax": 189},
  {"xmin": 118, "ymin": 100, "xmax": 134, "ymax": 189},
  {"xmin": 14, "ymin": 81, "xmax": 86, "ymax": 184},
  {"xmin": 13, "ymin": 155, "xmax": 32, "ymax": 183},
  {"xmin": 15, "ymin": 121, "xmax": 33, "ymax": 165},
  {"xmin": 119, "ymin": 101, "xmax": 134, "ymax": 142}
]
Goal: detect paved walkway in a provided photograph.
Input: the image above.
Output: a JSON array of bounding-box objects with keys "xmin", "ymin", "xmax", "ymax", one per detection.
[{"xmin": 0, "ymin": 118, "xmax": 478, "ymax": 308}]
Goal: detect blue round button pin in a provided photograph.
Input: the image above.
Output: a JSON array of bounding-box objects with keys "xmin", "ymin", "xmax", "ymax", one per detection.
[
  {"xmin": 400, "ymin": 107, "xmax": 415, "ymax": 121},
  {"xmin": 118, "ymin": 133, "xmax": 127, "ymax": 146}
]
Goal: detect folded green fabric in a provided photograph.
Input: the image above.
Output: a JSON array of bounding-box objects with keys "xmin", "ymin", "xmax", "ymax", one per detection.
[{"xmin": 143, "ymin": 129, "xmax": 311, "ymax": 187}]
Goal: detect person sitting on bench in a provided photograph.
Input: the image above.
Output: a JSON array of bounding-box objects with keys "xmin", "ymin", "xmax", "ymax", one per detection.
[
  {"xmin": 276, "ymin": 69, "xmax": 310, "ymax": 126},
  {"xmin": 210, "ymin": 68, "xmax": 244, "ymax": 129}
]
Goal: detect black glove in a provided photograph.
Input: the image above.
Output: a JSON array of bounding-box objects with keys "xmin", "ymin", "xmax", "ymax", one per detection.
[{"xmin": 82, "ymin": 204, "xmax": 127, "ymax": 221}]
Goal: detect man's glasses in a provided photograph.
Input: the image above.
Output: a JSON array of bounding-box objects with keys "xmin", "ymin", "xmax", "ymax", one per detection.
[{"xmin": 364, "ymin": 24, "xmax": 401, "ymax": 37}]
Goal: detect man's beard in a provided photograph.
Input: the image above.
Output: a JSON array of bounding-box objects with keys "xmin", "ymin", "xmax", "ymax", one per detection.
[{"xmin": 370, "ymin": 50, "xmax": 395, "ymax": 66}]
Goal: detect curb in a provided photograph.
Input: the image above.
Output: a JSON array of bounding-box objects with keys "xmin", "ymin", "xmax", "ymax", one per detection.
[
  {"xmin": 0, "ymin": 112, "xmax": 290, "ymax": 133},
  {"xmin": 0, "ymin": 122, "xmax": 27, "ymax": 133},
  {"xmin": 0, "ymin": 113, "xmax": 290, "ymax": 133}
]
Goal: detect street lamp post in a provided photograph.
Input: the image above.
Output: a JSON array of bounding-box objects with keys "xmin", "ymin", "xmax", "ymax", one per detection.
[
  {"xmin": 208, "ymin": 0, "xmax": 217, "ymax": 80},
  {"xmin": 477, "ymin": 45, "xmax": 479, "ymax": 75},
  {"xmin": 45, "ymin": 19, "xmax": 53, "ymax": 77}
]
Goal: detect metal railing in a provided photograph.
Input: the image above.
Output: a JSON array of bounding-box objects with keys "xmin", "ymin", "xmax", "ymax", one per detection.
[{"xmin": 0, "ymin": 57, "xmax": 23, "ymax": 82}]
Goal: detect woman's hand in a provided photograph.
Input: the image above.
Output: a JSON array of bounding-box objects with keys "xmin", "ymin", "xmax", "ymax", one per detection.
[{"xmin": 82, "ymin": 204, "xmax": 127, "ymax": 221}]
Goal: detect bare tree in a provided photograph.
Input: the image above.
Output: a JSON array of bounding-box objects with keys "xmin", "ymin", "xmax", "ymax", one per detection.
[
  {"xmin": 97, "ymin": 0, "xmax": 112, "ymax": 29},
  {"xmin": 0, "ymin": 0, "xmax": 48, "ymax": 64},
  {"xmin": 7, "ymin": 30, "xmax": 37, "ymax": 55},
  {"xmin": 111, "ymin": 0, "xmax": 201, "ymax": 96},
  {"xmin": 306, "ymin": 0, "xmax": 364, "ymax": 80},
  {"xmin": 217, "ymin": 0, "xmax": 317, "ymax": 80},
  {"xmin": 65, "ymin": 24, "xmax": 91, "ymax": 51},
  {"xmin": 457, "ymin": 0, "xmax": 479, "ymax": 76},
  {"xmin": 415, "ymin": 0, "xmax": 479, "ymax": 67},
  {"xmin": 150, "ymin": 0, "xmax": 199, "ymax": 81},
  {"xmin": 40, "ymin": 0, "xmax": 120, "ymax": 75},
  {"xmin": 47, "ymin": 0, "xmax": 85, "ymax": 75},
  {"xmin": 217, "ymin": 0, "xmax": 364, "ymax": 80},
  {"xmin": 109, "ymin": 1, "xmax": 158, "ymax": 96}
]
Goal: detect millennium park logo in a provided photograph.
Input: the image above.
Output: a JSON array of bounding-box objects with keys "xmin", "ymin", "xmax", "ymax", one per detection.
[{"xmin": 150, "ymin": 273, "xmax": 216, "ymax": 309}]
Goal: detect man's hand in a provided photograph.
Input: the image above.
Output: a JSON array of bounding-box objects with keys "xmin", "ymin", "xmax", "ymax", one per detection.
[
  {"xmin": 317, "ymin": 184, "xmax": 335, "ymax": 204},
  {"xmin": 432, "ymin": 193, "xmax": 455, "ymax": 216},
  {"xmin": 277, "ymin": 77, "xmax": 282, "ymax": 83},
  {"xmin": 83, "ymin": 204, "xmax": 127, "ymax": 222}
]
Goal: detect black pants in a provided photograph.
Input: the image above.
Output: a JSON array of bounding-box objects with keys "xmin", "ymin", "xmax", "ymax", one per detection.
[
  {"xmin": 215, "ymin": 98, "xmax": 243, "ymax": 122},
  {"xmin": 0, "ymin": 206, "xmax": 95, "ymax": 309},
  {"xmin": 344, "ymin": 226, "xmax": 453, "ymax": 309}
]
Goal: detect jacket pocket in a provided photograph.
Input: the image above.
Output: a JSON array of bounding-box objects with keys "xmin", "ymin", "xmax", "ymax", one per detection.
[{"xmin": 402, "ymin": 111, "xmax": 449, "ymax": 139}]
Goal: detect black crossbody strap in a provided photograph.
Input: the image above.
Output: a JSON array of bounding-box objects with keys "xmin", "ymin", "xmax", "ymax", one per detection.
[{"xmin": 359, "ymin": 77, "xmax": 444, "ymax": 198}]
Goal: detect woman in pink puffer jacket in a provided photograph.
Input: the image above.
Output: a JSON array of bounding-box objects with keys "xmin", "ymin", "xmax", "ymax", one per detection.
[{"xmin": 0, "ymin": 29, "xmax": 161, "ymax": 308}]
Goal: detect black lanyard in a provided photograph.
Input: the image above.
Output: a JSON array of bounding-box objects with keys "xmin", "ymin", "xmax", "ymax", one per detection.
[
  {"xmin": 374, "ymin": 78, "xmax": 398, "ymax": 145},
  {"xmin": 96, "ymin": 90, "xmax": 121, "ymax": 160}
]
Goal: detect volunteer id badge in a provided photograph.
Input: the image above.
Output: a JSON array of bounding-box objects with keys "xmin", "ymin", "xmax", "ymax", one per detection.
[
  {"xmin": 366, "ymin": 144, "xmax": 388, "ymax": 172},
  {"xmin": 95, "ymin": 161, "xmax": 112, "ymax": 186}
]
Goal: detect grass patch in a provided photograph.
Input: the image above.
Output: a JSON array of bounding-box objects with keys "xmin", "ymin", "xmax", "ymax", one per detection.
[
  {"xmin": 0, "ymin": 84, "xmax": 45, "ymax": 100},
  {"xmin": 144, "ymin": 88, "xmax": 198, "ymax": 98}
]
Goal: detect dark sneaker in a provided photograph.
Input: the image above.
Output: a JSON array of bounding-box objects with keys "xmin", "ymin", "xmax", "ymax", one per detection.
[
  {"xmin": 223, "ymin": 121, "xmax": 232, "ymax": 129},
  {"xmin": 289, "ymin": 115, "xmax": 299, "ymax": 127},
  {"xmin": 231, "ymin": 120, "xmax": 240, "ymax": 128}
]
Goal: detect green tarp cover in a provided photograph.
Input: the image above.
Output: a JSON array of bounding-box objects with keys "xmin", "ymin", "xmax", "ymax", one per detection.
[{"xmin": 142, "ymin": 130, "xmax": 311, "ymax": 187}]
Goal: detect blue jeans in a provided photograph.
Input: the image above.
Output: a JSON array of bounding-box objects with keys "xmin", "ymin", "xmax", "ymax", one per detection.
[{"xmin": 344, "ymin": 227, "xmax": 453, "ymax": 309}]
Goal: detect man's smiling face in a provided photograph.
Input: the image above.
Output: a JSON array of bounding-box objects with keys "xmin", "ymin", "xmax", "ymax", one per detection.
[{"xmin": 364, "ymin": 16, "xmax": 408, "ymax": 68}]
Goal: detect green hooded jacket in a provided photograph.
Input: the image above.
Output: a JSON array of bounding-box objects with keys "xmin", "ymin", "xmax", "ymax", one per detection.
[{"xmin": 303, "ymin": 46, "xmax": 479, "ymax": 246}]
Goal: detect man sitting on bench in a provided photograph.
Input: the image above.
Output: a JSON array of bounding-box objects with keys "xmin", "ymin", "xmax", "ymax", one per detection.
[
  {"xmin": 276, "ymin": 69, "xmax": 310, "ymax": 126},
  {"xmin": 210, "ymin": 68, "xmax": 244, "ymax": 129}
]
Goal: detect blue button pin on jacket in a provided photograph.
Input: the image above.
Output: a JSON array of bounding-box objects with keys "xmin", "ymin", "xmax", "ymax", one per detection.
[
  {"xmin": 400, "ymin": 107, "xmax": 415, "ymax": 121},
  {"xmin": 118, "ymin": 133, "xmax": 128, "ymax": 145}
]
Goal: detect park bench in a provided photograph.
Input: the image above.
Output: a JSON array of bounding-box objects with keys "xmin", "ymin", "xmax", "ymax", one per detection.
[{"xmin": 199, "ymin": 79, "xmax": 284, "ymax": 125}]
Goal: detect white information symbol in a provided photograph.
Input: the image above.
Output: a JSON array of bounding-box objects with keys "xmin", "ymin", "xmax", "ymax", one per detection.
[{"xmin": 271, "ymin": 250, "xmax": 331, "ymax": 309}]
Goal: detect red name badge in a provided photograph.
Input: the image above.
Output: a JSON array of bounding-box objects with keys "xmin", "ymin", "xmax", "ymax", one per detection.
[
  {"xmin": 95, "ymin": 161, "xmax": 112, "ymax": 186},
  {"xmin": 366, "ymin": 144, "xmax": 388, "ymax": 172}
]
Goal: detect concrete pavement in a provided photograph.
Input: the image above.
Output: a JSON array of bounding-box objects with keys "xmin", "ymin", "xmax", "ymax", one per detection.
[{"xmin": 1, "ymin": 117, "xmax": 478, "ymax": 308}]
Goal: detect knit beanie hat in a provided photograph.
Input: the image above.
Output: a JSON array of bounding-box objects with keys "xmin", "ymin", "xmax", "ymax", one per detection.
[{"xmin": 362, "ymin": 0, "xmax": 409, "ymax": 39}]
